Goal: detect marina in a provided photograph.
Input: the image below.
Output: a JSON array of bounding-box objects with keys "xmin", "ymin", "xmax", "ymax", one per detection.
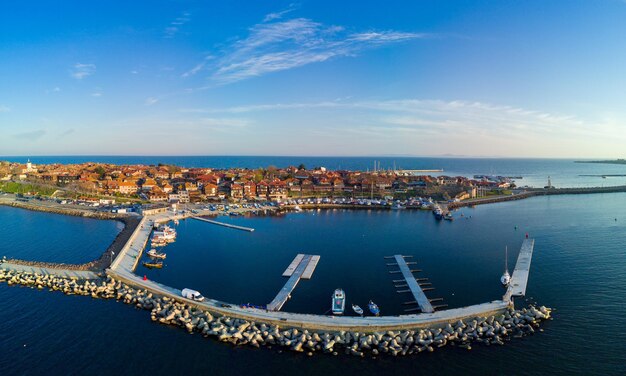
[{"xmin": 101, "ymin": 207, "xmax": 539, "ymax": 331}]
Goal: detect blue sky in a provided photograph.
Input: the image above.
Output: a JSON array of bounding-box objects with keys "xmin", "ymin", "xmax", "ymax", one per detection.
[{"xmin": 1, "ymin": 0, "xmax": 625, "ymax": 157}]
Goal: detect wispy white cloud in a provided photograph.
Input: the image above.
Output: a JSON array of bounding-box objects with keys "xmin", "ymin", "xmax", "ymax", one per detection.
[
  {"xmin": 0, "ymin": 105, "xmax": 10, "ymax": 112},
  {"xmin": 263, "ymin": 6, "xmax": 297, "ymax": 22},
  {"xmin": 91, "ymin": 92, "xmax": 102, "ymax": 97},
  {"xmin": 184, "ymin": 98, "xmax": 611, "ymax": 143},
  {"xmin": 45, "ymin": 87, "xmax": 61, "ymax": 94},
  {"xmin": 58, "ymin": 128, "xmax": 75, "ymax": 137},
  {"xmin": 208, "ymin": 17, "xmax": 428, "ymax": 84},
  {"xmin": 145, "ymin": 97, "xmax": 159, "ymax": 106},
  {"xmin": 181, "ymin": 56, "xmax": 214, "ymax": 78},
  {"xmin": 13, "ymin": 129, "xmax": 46, "ymax": 140},
  {"xmin": 165, "ymin": 11, "xmax": 191, "ymax": 38},
  {"xmin": 180, "ymin": 101, "xmax": 342, "ymax": 114},
  {"xmin": 70, "ymin": 63, "xmax": 96, "ymax": 79}
]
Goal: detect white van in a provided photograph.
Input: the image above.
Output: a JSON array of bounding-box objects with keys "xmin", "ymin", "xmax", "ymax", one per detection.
[{"xmin": 181, "ymin": 288, "xmax": 205, "ymax": 302}]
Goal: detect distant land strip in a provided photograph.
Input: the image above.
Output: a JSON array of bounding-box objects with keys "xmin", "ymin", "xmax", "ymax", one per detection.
[{"xmin": 574, "ymin": 159, "xmax": 626, "ymax": 165}]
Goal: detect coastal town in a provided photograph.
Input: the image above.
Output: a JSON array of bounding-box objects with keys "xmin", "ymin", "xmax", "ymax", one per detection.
[{"xmin": 0, "ymin": 159, "xmax": 515, "ymax": 206}]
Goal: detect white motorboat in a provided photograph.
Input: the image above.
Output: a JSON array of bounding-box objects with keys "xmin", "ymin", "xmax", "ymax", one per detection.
[
  {"xmin": 147, "ymin": 249, "xmax": 167, "ymax": 259},
  {"xmin": 332, "ymin": 289, "xmax": 345, "ymax": 315}
]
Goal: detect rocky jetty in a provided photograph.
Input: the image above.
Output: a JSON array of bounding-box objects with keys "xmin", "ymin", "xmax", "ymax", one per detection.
[{"xmin": 0, "ymin": 268, "xmax": 552, "ymax": 357}]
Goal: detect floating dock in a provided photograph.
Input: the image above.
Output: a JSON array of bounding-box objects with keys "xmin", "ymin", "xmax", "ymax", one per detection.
[
  {"xmin": 503, "ymin": 238, "xmax": 535, "ymax": 302},
  {"xmin": 268, "ymin": 254, "xmax": 320, "ymax": 311},
  {"xmin": 190, "ymin": 216, "xmax": 254, "ymax": 232},
  {"xmin": 392, "ymin": 255, "xmax": 435, "ymax": 313}
]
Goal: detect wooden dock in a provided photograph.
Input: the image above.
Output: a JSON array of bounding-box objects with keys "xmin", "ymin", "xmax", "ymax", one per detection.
[
  {"xmin": 503, "ymin": 238, "xmax": 535, "ymax": 302},
  {"xmin": 268, "ymin": 254, "xmax": 320, "ymax": 311},
  {"xmin": 394, "ymin": 255, "xmax": 435, "ymax": 313},
  {"xmin": 190, "ymin": 216, "xmax": 254, "ymax": 232}
]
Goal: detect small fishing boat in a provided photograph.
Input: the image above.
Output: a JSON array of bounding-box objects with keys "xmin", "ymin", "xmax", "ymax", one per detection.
[
  {"xmin": 352, "ymin": 304, "xmax": 364, "ymax": 316},
  {"xmin": 368, "ymin": 300, "xmax": 380, "ymax": 316},
  {"xmin": 142, "ymin": 261, "xmax": 163, "ymax": 269},
  {"xmin": 390, "ymin": 202, "xmax": 406, "ymax": 210},
  {"xmin": 332, "ymin": 289, "xmax": 346, "ymax": 315},
  {"xmin": 433, "ymin": 205, "xmax": 443, "ymax": 220},
  {"xmin": 444, "ymin": 212, "xmax": 454, "ymax": 221},
  {"xmin": 501, "ymin": 246, "xmax": 511, "ymax": 286},
  {"xmin": 147, "ymin": 249, "xmax": 167, "ymax": 259}
]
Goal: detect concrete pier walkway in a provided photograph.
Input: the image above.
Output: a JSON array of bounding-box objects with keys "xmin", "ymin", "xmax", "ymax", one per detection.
[
  {"xmin": 110, "ymin": 216, "xmax": 151, "ymax": 273},
  {"xmin": 268, "ymin": 254, "xmax": 319, "ymax": 311},
  {"xmin": 108, "ymin": 266, "xmax": 509, "ymax": 332},
  {"xmin": 394, "ymin": 255, "xmax": 434, "ymax": 313},
  {"xmin": 503, "ymin": 238, "xmax": 535, "ymax": 302},
  {"xmin": 190, "ymin": 216, "xmax": 255, "ymax": 232}
]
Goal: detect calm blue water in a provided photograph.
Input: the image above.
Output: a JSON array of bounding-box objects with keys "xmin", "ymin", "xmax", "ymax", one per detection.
[
  {"xmin": 0, "ymin": 206, "xmax": 122, "ymax": 263},
  {"xmin": 3, "ymin": 156, "xmax": 626, "ymax": 188},
  {"xmin": 1, "ymin": 193, "xmax": 626, "ymax": 375}
]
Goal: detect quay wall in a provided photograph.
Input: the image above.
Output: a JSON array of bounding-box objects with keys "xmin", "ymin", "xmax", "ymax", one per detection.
[
  {"xmin": 110, "ymin": 216, "xmax": 149, "ymax": 272},
  {"xmin": 108, "ymin": 269, "xmax": 510, "ymax": 332},
  {"xmin": 449, "ymin": 185, "xmax": 626, "ymax": 209}
]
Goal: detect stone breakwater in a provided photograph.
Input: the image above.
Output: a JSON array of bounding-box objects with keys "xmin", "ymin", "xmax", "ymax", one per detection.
[
  {"xmin": 0, "ymin": 199, "xmax": 123, "ymax": 219},
  {"xmin": 0, "ymin": 268, "xmax": 552, "ymax": 357}
]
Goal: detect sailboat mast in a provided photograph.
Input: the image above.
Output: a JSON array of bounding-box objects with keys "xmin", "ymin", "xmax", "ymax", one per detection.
[{"xmin": 505, "ymin": 246, "xmax": 508, "ymax": 272}]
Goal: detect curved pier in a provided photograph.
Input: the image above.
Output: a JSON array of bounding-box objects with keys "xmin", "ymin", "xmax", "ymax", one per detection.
[
  {"xmin": 105, "ymin": 212, "xmax": 539, "ymax": 332},
  {"xmin": 108, "ymin": 266, "xmax": 509, "ymax": 331}
]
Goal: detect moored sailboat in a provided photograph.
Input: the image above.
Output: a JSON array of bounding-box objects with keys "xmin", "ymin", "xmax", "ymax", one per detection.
[{"xmin": 501, "ymin": 246, "xmax": 511, "ymax": 286}]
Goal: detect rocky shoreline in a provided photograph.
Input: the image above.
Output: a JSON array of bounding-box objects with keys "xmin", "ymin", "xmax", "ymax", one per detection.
[
  {"xmin": 0, "ymin": 199, "xmax": 123, "ymax": 219},
  {"xmin": 0, "ymin": 268, "xmax": 552, "ymax": 357}
]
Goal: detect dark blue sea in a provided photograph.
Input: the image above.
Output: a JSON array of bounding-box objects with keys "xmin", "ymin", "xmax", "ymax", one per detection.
[
  {"xmin": 1, "ymin": 191, "xmax": 626, "ymax": 375},
  {"xmin": 2, "ymin": 156, "xmax": 626, "ymax": 188}
]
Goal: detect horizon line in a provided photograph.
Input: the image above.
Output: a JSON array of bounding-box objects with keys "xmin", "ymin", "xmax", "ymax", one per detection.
[{"xmin": 0, "ymin": 154, "xmax": 618, "ymax": 160}]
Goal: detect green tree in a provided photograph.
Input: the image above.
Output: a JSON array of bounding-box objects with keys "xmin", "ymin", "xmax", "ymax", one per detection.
[{"xmin": 95, "ymin": 166, "xmax": 106, "ymax": 179}]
